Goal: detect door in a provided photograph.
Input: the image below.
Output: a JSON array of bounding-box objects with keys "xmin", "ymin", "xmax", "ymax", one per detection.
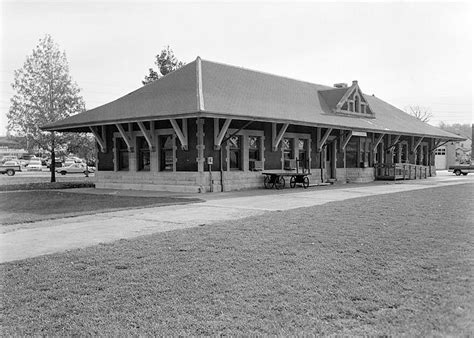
[{"xmin": 325, "ymin": 142, "xmax": 336, "ymax": 180}]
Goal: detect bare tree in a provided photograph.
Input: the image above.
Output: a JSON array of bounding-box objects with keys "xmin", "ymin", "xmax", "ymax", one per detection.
[{"xmin": 407, "ymin": 106, "xmax": 433, "ymax": 123}]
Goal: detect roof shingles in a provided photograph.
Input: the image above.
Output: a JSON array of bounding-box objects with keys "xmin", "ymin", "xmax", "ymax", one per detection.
[{"xmin": 43, "ymin": 57, "xmax": 461, "ymax": 140}]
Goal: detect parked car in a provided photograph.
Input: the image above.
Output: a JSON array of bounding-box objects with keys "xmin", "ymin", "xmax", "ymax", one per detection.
[
  {"xmin": 449, "ymin": 163, "xmax": 474, "ymax": 176},
  {"xmin": 56, "ymin": 163, "xmax": 94, "ymax": 176},
  {"xmin": 0, "ymin": 160, "xmax": 21, "ymax": 176},
  {"xmin": 1, "ymin": 155, "xmax": 18, "ymax": 164},
  {"xmin": 46, "ymin": 159, "xmax": 63, "ymax": 169},
  {"xmin": 19, "ymin": 154, "xmax": 37, "ymax": 163},
  {"xmin": 26, "ymin": 159, "xmax": 43, "ymax": 171}
]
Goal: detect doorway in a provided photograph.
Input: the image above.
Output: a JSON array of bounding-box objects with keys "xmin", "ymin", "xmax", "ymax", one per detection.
[{"xmin": 325, "ymin": 142, "xmax": 336, "ymax": 180}]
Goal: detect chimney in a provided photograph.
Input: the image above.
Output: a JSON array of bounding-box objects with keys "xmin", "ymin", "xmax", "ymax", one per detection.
[
  {"xmin": 333, "ymin": 83, "xmax": 348, "ymax": 88},
  {"xmin": 352, "ymin": 80, "xmax": 358, "ymax": 86}
]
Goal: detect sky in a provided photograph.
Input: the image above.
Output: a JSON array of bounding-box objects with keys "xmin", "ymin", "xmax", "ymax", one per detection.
[{"xmin": 0, "ymin": 0, "xmax": 472, "ymax": 136}]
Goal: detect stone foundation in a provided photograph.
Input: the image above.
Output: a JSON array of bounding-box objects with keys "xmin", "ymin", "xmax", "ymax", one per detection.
[{"xmin": 345, "ymin": 167, "xmax": 375, "ymax": 183}]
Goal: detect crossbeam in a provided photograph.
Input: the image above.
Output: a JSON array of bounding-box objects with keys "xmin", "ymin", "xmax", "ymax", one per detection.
[
  {"xmin": 272, "ymin": 123, "xmax": 289, "ymax": 151},
  {"xmin": 89, "ymin": 126, "xmax": 106, "ymax": 152},
  {"xmin": 214, "ymin": 118, "xmax": 232, "ymax": 150},
  {"xmin": 170, "ymin": 119, "xmax": 188, "ymax": 150},
  {"xmin": 115, "ymin": 123, "xmax": 133, "ymax": 151}
]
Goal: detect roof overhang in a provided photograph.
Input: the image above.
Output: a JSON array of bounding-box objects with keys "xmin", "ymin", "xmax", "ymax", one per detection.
[{"xmin": 41, "ymin": 110, "xmax": 465, "ymax": 142}]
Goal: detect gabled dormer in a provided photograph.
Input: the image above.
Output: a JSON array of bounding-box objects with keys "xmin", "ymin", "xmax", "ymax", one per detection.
[{"xmin": 319, "ymin": 80, "xmax": 375, "ymax": 118}]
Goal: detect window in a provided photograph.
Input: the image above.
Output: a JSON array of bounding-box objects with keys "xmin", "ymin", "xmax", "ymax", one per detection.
[
  {"xmin": 229, "ymin": 136, "xmax": 241, "ymax": 170},
  {"xmin": 298, "ymin": 139, "xmax": 308, "ymax": 170},
  {"xmin": 359, "ymin": 138, "xmax": 366, "ymax": 167},
  {"xmin": 283, "ymin": 138, "xmax": 293, "ymax": 160},
  {"xmin": 248, "ymin": 136, "xmax": 260, "ymax": 168},
  {"xmin": 137, "ymin": 137, "xmax": 150, "ymax": 171},
  {"xmin": 354, "ymin": 95, "xmax": 360, "ymax": 113},
  {"xmin": 400, "ymin": 143, "xmax": 408, "ymax": 163},
  {"xmin": 346, "ymin": 138, "xmax": 358, "ymax": 168},
  {"xmin": 435, "ymin": 148, "xmax": 446, "ymax": 155},
  {"xmin": 160, "ymin": 135, "xmax": 174, "ymax": 171},
  {"xmin": 117, "ymin": 138, "xmax": 129, "ymax": 171}
]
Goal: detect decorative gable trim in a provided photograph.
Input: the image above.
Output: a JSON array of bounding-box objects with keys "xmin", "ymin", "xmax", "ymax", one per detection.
[{"xmin": 335, "ymin": 80, "xmax": 375, "ymax": 117}]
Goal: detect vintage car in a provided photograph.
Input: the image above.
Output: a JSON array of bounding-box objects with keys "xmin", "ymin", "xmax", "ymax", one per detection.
[
  {"xmin": 56, "ymin": 163, "xmax": 94, "ymax": 176},
  {"xmin": 449, "ymin": 163, "xmax": 474, "ymax": 176},
  {"xmin": 0, "ymin": 160, "xmax": 22, "ymax": 176}
]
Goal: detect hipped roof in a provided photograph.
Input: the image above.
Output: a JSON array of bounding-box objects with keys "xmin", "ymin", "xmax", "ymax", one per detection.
[{"xmin": 43, "ymin": 57, "xmax": 462, "ymax": 140}]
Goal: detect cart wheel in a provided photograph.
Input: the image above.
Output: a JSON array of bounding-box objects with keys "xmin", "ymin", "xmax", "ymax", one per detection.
[
  {"xmin": 290, "ymin": 176, "xmax": 296, "ymax": 188},
  {"xmin": 275, "ymin": 176, "xmax": 285, "ymax": 190},
  {"xmin": 303, "ymin": 176, "xmax": 309, "ymax": 189},
  {"xmin": 264, "ymin": 175, "xmax": 272, "ymax": 189}
]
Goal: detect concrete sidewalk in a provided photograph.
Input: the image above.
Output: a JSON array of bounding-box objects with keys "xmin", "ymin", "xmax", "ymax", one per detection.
[{"xmin": 1, "ymin": 173, "xmax": 472, "ymax": 263}]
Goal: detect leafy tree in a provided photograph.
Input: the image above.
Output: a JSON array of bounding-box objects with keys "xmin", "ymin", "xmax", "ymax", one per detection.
[
  {"xmin": 7, "ymin": 35, "xmax": 85, "ymax": 182},
  {"xmin": 406, "ymin": 105, "xmax": 433, "ymax": 123},
  {"xmin": 66, "ymin": 133, "xmax": 96, "ymax": 164},
  {"xmin": 142, "ymin": 46, "xmax": 185, "ymax": 85}
]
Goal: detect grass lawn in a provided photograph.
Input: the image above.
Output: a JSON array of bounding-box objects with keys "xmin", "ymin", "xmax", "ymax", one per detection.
[
  {"xmin": 0, "ymin": 190, "xmax": 202, "ymax": 225},
  {"xmin": 1, "ymin": 184, "xmax": 473, "ymax": 335}
]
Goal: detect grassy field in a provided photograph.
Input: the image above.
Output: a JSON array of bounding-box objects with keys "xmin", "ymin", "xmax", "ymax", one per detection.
[
  {"xmin": 0, "ymin": 190, "xmax": 202, "ymax": 225},
  {"xmin": 1, "ymin": 184, "xmax": 473, "ymax": 335}
]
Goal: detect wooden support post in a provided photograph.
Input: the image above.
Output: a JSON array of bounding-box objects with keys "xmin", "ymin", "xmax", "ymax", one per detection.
[
  {"xmin": 318, "ymin": 128, "xmax": 333, "ymax": 152},
  {"xmin": 89, "ymin": 126, "xmax": 106, "ymax": 152},
  {"xmin": 272, "ymin": 123, "xmax": 289, "ymax": 151},
  {"xmin": 412, "ymin": 136, "xmax": 424, "ymax": 152},
  {"xmin": 214, "ymin": 118, "xmax": 232, "ymax": 150},
  {"xmin": 115, "ymin": 123, "xmax": 133, "ymax": 151},
  {"xmin": 170, "ymin": 119, "xmax": 188, "ymax": 150},
  {"xmin": 137, "ymin": 121, "xmax": 155, "ymax": 151},
  {"xmin": 340, "ymin": 130, "xmax": 353, "ymax": 151},
  {"xmin": 372, "ymin": 133, "xmax": 385, "ymax": 152},
  {"xmin": 196, "ymin": 118, "xmax": 205, "ymax": 172}
]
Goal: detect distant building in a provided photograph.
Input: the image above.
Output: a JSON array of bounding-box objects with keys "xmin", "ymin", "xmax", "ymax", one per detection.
[
  {"xmin": 0, "ymin": 136, "xmax": 27, "ymax": 160},
  {"xmin": 434, "ymin": 128, "xmax": 472, "ymax": 170}
]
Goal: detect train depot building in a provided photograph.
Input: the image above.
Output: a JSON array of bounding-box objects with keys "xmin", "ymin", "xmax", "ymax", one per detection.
[{"xmin": 44, "ymin": 58, "xmax": 462, "ymax": 192}]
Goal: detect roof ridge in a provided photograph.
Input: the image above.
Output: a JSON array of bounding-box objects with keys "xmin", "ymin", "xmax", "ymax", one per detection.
[
  {"xmin": 199, "ymin": 57, "xmax": 333, "ymax": 89},
  {"xmin": 195, "ymin": 56, "xmax": 204, "ymax": 111}
]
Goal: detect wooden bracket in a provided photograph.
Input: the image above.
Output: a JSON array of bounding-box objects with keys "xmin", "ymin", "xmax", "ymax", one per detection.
[
  {"xmin": 115, "ymin": 123, "xmax": 133, "ymax": 152},
  {"xmin": 412, "ymin": 136, "xmax": 424, "ymax": 152},
  {"xmin": 89, "ymin": 126, "xmax": 106, "ymax": 152},
  {"xmin": 170, "ymin": 118, "xmax": 188, "ymax": 150},
  {"xmin": 137, "ymin": 121, "xmax": 155, "ymax": 151},
  {"xmin": 340, "ymin": 130, "xmax": 353, "ymax": 151},
  {"xmin": 272, "ymin": 123, "xmax": 290, "ymax": 151},
  {"xmin": 318, "ymin": 128, "xmax": 333, "ymax": 152},
  {"xmin": 214, "ymin": 118, "xmax": 232, "ymax": 150},
  {"xmin": 372, "ymin": 133, "xmax": 385, "ymax": 152},
  {"xmin": 386, "ymin": 135, "xmax": 401, "ymax": 152}
]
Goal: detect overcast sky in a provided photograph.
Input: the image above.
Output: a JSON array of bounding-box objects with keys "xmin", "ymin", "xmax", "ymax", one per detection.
[{"xmin": 0, "ymin": 0, "xmax": 472, "ymax": 136}]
